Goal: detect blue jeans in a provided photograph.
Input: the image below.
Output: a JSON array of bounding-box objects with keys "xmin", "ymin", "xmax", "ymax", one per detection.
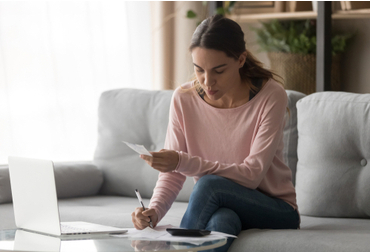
[{"xmin": 180, "ymin": 175, "xmax": 300, "ymax": 252}]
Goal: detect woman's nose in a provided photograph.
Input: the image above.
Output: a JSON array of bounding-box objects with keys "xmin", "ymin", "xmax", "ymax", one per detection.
[{"xmin": 204, "ymin": 73, "xmax": 215, "ymax": 87}]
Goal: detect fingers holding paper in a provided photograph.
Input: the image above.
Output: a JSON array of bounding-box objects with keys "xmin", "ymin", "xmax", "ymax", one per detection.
[
  {"xmin": 140, "ymin": 149, "xmax": 179, "ymax": 173},
  {"xmin": 131, "ymin": 207, "xmax": 158, "ymax": 230},
  {"xmin": 123, "ymin": 141, "xmax": 179, "ymax": 172}
]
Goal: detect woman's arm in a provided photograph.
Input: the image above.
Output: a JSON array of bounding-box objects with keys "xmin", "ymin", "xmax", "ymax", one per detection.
[{"xmin": 147, "ymin": 91, "xmax": 188, "ymax": 222}]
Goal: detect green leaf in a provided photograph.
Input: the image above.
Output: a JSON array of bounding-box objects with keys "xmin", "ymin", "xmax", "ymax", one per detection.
[
  {"xmin": 186, "ymin": 10, "xmax": 197, "ymax": 19},
  {"xmin": 250, "ymin": 19, "xmax": 353, "ymax": 55},
  {"xmin": 216, "ymin": 7, "xmax": 226, "ymax": 15}
]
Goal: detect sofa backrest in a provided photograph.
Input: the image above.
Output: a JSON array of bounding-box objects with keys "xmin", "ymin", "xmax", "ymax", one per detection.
[
  {"xmin": 296, "ymin": 92, "xmax": 370, "ymax": 218},
  {"xmin": 94, "ymin": 88, "xmax": 194, "ymax": 201},
  {"xmin": 284, "ymin": 90, "xmax": 306, "ymax": 185},
  {"xmin": 94, "ymin": 88, "xmax": 305, "ymax": 202}
]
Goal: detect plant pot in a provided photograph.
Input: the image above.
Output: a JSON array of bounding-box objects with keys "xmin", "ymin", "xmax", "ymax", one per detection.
[{"xmin": 267, "ymin": 52, "xmax": 341, "ymax": 95}]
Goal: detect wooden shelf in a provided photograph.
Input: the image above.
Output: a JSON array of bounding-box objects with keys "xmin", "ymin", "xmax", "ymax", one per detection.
[
  {"xmin": 227, "ymin": 9, "xmax": 370, "ymax": 23},
  {"xmin": 333, "ymin": 8, "xmax": 370, "ymax": 19},
  {"xmin": 227, "ymin": 11, "xmax": 317, "ymax": 22}
]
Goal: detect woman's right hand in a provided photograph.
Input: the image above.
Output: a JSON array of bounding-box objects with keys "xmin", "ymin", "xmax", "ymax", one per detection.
[{"xmin": 131, "ymin": 207, "xmax": 159, "ymax": 230}]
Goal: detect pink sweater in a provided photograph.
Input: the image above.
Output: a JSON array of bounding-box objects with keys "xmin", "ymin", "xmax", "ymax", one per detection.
[{"xmin": 149, "ymin": 79, "xmax": 297, "ymax": 222}]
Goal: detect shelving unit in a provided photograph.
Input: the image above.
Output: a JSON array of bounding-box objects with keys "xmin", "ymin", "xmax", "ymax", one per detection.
[
  {"xmin": 227, "ymin": 11, "xmax": 317, "ymax": 22},
  {"xmin": 227, "ymin": 9, "xmax": 370, "ymax": 22},
  {"xmin": 225, "ymin": 1, "xmax": 370, "ymax": 92},
  {"xmin": 333, "ymin": 9, "xmax": 370, "ymax": 19}
]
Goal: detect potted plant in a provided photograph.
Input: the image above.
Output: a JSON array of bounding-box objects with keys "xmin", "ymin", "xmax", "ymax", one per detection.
[
  {"xmin": 187, "ymin": 1, "xmax": 236, "ymax": 26},
  {"xmin": 252, "ymin": 19, "xmax": 353, "ymax": 94}
]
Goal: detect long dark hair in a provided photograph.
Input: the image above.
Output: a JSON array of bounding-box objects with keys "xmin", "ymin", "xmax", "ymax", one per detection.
[{"xmin": 189, "ymin": 14, "xmax": 283, "ymax": 91}]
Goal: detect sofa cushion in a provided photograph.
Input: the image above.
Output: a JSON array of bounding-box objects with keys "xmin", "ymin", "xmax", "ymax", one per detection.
[
  {"xmin": 58, "ymin": 196, "xmax": 188, "ymax": 229},
  {"xmin": 229, "ymin": 215, "xmax": 370, "ymax": 252},
  {"xmin": 0, "ymin": 162, "xmax": 103, "ymax": 204},
  {"xmin": 284, "ymin": 90, "xmax": 306, "ymax": 185},
  {"xmin": 0, "ymin": 202, "xmax": 15, "ymax": 229},
  {"xmin": 3, "ymin": 196, "xmax": 370, "ymax": 252},
  {"xmin": 53, "ymin": 161, "xmax": 103, "ymax": 199},
  {"xmin": 0, "ymin": 195, "xmax": 188, "ymax": 230},
  {"xmin": 94, "ymin": 88, "xmax": 195, "ymax": 202},
  {"xmin": 0, "ymin": 165, "xmax": 12, "ymax": 204},
  {"xmin": 296, "ymin": 92, "xmax": 370, "ymax": 217}
]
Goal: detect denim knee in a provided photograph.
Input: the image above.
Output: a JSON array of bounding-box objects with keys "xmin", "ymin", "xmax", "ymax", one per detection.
[
  {"xmin": 193, "ymin": 174, "xmax": 224, "ymax": 194},
  {"xmin": 206, "ymin": 208, "xmax": 242, "ymax": 236}
]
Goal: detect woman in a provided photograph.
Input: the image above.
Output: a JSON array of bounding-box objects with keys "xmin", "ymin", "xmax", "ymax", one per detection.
[{"xmin": 131, "ymin": 14, "xmax": 300, "ymax": 252}]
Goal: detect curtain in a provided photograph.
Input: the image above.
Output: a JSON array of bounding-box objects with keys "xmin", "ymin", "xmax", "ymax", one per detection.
[{"xmin": 0, "ymin": 1, "xmax": 151, "ymax": 164}]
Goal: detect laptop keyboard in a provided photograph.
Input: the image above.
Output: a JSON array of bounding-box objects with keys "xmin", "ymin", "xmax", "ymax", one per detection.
[{"xmin": 60, "ymin": 224, "xmax": 92, "ymax": 234}]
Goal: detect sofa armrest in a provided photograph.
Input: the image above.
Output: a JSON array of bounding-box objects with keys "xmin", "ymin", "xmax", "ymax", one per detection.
[
  {"xmin": 0, "ymin": 161, "xmax": 103, "ymax": 204},
  {"xmin": 0, "ymin": 165, "xmax": 11, "ymax": 204},
  {"xmin": 53, "ymin": 161, "xmax": 104, "ymax": 199}
]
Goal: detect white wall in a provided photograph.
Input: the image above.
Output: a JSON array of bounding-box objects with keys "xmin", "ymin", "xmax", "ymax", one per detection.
[{"xmin": 0, "ymin": 2, "xmax": 152, "ymax": 163}]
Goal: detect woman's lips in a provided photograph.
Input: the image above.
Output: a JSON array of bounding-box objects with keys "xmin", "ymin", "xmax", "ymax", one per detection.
[{"xmin": 206, "ymin": 90, "xmax": 218, "ymax": 95}]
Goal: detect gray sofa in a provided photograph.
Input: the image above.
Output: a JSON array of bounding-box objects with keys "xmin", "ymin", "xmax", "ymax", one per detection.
[{"xmin": 1, "ymin": 88, "xmax": 370, "ymax": 251}]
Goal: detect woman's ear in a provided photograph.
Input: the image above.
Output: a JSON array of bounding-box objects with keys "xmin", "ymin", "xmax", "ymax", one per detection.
[{"xmin": 239, "ymin": 51, "xmax": 247, "ymax": 68}]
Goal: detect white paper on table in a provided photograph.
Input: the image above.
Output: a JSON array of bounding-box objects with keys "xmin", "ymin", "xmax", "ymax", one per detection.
[
  {"xmin": 110, "ymin": 225, "xmax": 236, "ymax": 245},
  {"xmin": 122, "ymin": 141, "xmax": 152, "ymax": 156}
]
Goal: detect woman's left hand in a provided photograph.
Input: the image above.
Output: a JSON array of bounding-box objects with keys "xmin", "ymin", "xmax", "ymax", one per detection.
[{"xmin": 140, "ymin": 149, "xmax": 179, "ymax": 172}]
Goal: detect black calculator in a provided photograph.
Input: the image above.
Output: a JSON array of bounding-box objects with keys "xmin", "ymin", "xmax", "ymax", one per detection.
[{"xmin": 166, "ymin": 228, "xmax": 211, "ymax": 237}]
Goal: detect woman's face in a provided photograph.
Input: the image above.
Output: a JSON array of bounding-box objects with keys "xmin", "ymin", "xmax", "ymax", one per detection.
[{"xmin": 191, "ymin": 47, "xmax": 247, "ymax": 104}]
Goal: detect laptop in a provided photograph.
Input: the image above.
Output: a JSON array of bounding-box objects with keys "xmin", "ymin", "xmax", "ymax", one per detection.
[{"xmin": 8, "ymin": 156, "xmax": 127, "ymax": 237}]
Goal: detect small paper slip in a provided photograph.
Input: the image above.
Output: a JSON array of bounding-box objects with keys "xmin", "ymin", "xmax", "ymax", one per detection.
[{"xmin": 122, "ymin": 141, "xmax": 152, "ymax": 157}]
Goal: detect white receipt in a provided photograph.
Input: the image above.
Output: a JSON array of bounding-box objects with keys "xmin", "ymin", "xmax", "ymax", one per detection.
[{"xmin": 122, "ymin": 141, "xmax": 152, "ymax": 156}]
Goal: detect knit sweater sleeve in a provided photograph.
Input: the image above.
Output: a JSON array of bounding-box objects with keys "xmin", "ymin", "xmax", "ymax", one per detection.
[
  {"xmin": 148, "ymin": 89, "xmax": 187, "ymax": 222},
  {"xmin": 175, "ymin": 88, "xmax": 288, "ymax": 190}
]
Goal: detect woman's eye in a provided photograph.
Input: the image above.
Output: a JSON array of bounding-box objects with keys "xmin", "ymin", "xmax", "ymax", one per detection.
[{"xmin": 195, "ymin": 69, "xmax": 224, "ymax": 74}]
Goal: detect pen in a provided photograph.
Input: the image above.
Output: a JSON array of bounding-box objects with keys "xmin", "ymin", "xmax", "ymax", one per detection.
[{"xmin": 135, "ymin": 189, "xmax": 153, "ymax": 228}]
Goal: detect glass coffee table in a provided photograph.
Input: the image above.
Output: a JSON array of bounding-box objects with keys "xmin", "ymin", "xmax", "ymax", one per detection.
[{"xmin": 0, "ymin": 229, "xmax": 226, "ymax": 252}]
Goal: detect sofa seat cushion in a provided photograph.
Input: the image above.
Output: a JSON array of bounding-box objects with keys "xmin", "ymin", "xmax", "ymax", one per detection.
[
  {"xmin": 58, "ymin": 196, "xmax": 187, "ymax": 229},
  {"xmin": 229, "ymin": 215, "xmax": 370, "ymax": 252},
  {"xmin": 0, "ymin": 195, "xmax": 187, "ymax": 230},
  {"xmin": 0, "ymin": 202, "xmax": 16, "ymax": 229},
  {"xmin": 3, "ymin": 197, "xmax": 370, "ymax": 252}
]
